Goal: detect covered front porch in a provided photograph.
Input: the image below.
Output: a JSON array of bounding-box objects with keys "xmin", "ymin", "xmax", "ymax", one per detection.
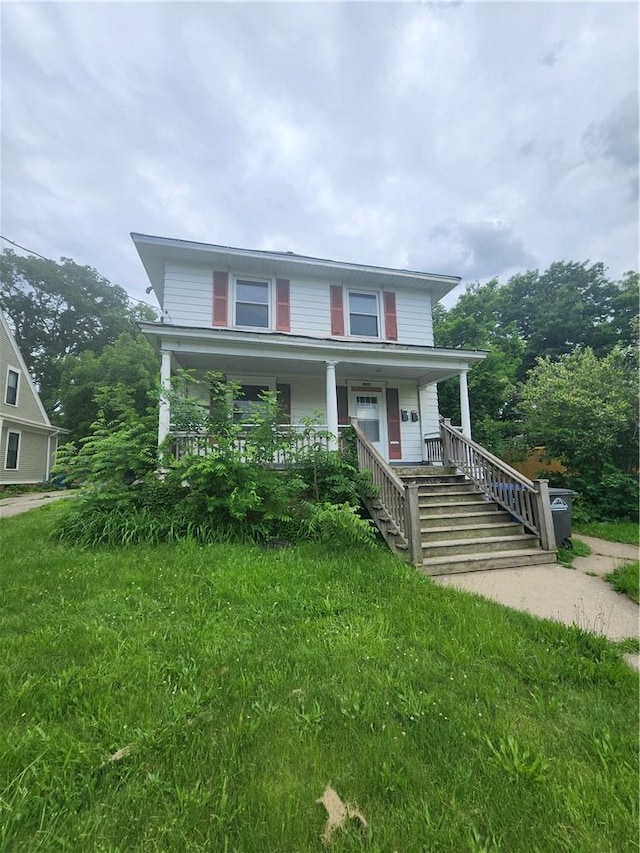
[{"xmin": 140, "ymin": 323, "xmax": 486, "ymax": 464}]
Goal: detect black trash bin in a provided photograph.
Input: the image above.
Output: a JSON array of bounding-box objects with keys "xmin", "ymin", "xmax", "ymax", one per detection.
[{"xmin": 548, "ymin": 488, "xmax": 578, "ymax": 548}]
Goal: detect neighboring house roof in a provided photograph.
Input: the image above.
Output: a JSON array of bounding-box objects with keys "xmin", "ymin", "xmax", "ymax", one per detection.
[
  {"xmin": 131, "ymin": 232, "xmax": 462, "ymax": 308},
  {"xmin": 0, "ymin": 310, "xmax": 65, "ymax": 434}
]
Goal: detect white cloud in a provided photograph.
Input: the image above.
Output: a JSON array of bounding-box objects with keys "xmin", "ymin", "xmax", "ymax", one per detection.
[{"xmin": 1, "ymin": 0, "xmax": 637, "ymax": 306}]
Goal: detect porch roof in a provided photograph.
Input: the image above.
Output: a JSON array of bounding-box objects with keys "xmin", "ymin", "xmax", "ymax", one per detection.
[
  {"xmin": 139, "ymin": 322, "xmax": 486, "ymax": 385},
  {"xmin": 131, "ymin": 232, "xmax": 462, "ymax": 305}
]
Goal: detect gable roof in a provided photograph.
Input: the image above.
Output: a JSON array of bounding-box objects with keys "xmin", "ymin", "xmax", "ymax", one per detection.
[
  {"xmin": 0, "ymin": 309, "xmax": 53, "ymax": 427},
  {"xmin": 131, "ymin": 232, "xmax": 462, "ymax": 307}
]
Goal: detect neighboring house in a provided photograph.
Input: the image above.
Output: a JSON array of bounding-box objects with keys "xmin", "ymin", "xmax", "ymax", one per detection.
[
  {"xmin": 0, "ymin": 311, "xmax": 64, "ymax": 486},
  {"xmin": 132, "ymin": 233, "xmax": 485, "ymax": 461}
]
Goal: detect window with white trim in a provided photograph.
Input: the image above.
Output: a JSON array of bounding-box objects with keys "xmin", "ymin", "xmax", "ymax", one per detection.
[
  {"xmin": 235, "ymin": 279, "xmax": 270, "ymax": 328},
  {"xmin": 348, "ymin": 292, "xmax": 379, "ymax": 337},
  {"xmin": 5, "ymin": 431, "xmax": 19, "ymax": 469},
  {"xmin": 233, "ymin": 383, "xmax": 271, "ymax": 423},
  {"xmin": 5, "ymin": 368, "xmax": 19, "ymax": 406}
]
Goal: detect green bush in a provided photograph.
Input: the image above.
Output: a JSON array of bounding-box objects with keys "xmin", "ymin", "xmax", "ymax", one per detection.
[{"xmin": 53, "ymin": 379, "xmax": 378, "ymax": 549}]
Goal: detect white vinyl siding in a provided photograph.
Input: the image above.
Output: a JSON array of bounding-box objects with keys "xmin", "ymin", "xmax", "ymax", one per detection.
[
  {"xmin": 289, "ymin": 279, "xmax": 331, "ymax": 336},
  {"xmin": 0, "ymin": 425, "xmax": 50, "ymax": 484},
  {"xmin": 395, "ymin": 289, "xmax": 434, "ymax": 346},
  {"xmin": 163, "ymin": 262, "xmax": 214, "ymax": 327},
  {"xmin": 161, "ymin": 264, "xmax": 436, "ymax": 345},
  {"xmin": 396, "ymin": 380, "xmax": 423, "ymax": 462}
]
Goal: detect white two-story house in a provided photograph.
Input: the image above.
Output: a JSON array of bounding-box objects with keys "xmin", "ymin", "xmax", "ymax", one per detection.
[
  {"xmin": 133, "ymin": 233, "xmax": 557, "ymax": 572},
  {"xmin": 133, "ymin": 233, "xmax": 485, "ymax": 462}
]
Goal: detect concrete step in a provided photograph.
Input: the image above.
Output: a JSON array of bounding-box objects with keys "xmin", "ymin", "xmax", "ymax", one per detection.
[
  {"xmin": 423, "ymin": 534, "xmax": 539, "ymax": 558},
  {"xmin": 419, "ymin": 548, "xmax": 557, "ymax": 576},
  {"xmin": 421, "ymin": 522, "xmax": 524, "ymax": 541}
]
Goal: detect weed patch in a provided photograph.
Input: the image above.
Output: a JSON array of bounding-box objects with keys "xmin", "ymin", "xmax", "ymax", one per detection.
[{"xmin": 606, "ymin": 561, "xmax": 640, "ymax": 603}]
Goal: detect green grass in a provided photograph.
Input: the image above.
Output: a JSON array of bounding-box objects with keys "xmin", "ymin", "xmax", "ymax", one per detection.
[
  {"xmin": 556, "ymin": 538, "xmax": 591, "ymax": 568},
  {"xmin": 1, "ymin": 505, "xmax": 638, "ymax": 852},
  {"xmin": 574, "ymin": 520, "xmax": 639, "ymax": 546},
  {"xmin": 606, "ymin": 561, "xmax": 640, "ymax": 604}
]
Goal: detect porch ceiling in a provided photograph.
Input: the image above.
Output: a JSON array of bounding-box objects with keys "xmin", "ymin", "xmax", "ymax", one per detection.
[{"xmin": 142, "ymin": 323, "xmax": 485, "ymax": 386}]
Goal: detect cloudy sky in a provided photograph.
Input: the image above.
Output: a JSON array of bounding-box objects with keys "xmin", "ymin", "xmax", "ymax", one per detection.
[{"xmin": 1, "ymin": 1, "xmax": 638, "ymax": 308}]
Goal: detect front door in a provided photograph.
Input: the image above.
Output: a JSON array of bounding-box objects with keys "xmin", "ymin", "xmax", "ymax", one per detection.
[{"xmin": 352, "ymin": 389, "xmax": 386, "ymax": 457}]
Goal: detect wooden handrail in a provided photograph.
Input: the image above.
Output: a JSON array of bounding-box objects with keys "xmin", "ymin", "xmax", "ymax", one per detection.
[
  {"xmin": 439, "ymin": 417, "xmax": 556, "ymax": 549},
  {"xmin": 350, "ymin": 419, "xmax": 422, "ymax": 563}
]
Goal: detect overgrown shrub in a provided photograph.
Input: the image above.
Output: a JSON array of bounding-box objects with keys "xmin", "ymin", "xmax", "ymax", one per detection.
[{"xmin": 53, "ymin": 376, "xmax": 379, "ymax": 548}]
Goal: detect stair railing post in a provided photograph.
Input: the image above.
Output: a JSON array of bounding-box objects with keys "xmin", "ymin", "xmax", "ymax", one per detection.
[
  {"xmin": 441, "ymin": 418, "xmax": 453, "ymax": 467},
  {"xmin": 405, "ymin": 483, "xmax": 423, "ymax": 566},
  {"xmin": 533, "ymin": 479, "xmax": 556, "ymax": 551}
]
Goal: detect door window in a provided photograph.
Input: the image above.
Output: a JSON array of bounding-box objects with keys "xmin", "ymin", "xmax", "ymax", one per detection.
[{"xmin": 356, "ymin": 395, "xmax": 380, "ymax": 442}]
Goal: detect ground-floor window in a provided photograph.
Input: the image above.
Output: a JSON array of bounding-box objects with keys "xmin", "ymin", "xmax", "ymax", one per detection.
[{"xmin": 5, "ymin": 431, "xmax": 20, "ymax": 469}]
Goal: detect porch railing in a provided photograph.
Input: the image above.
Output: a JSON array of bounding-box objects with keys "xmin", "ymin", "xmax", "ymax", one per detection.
[
  {"xmin": 170, "ymin": 424, "xmax": 343, "ymax": 463},
  {"xmin": 438, "ymin": 417, "xmax": 556, "ymax": 550},
  {"xmin": 350, "ymin": 419, "xmax": 423, "ymax": 564}
]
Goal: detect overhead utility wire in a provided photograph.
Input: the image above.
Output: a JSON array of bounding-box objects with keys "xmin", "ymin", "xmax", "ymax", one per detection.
[{"xmin": 0, "ymin": 234, "xmax": 156, "ymax": 308}]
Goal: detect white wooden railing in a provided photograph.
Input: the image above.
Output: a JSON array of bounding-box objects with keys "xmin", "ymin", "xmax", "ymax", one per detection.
[
  {"xmin": 438, "ymin": 417, "xmax": 556, "ymax": 550},
  {"xmin": 170, "ymin": 424, "xmax": 342, "ymax": 463},
  {"xmin": 350, "ymin": 419, "xmax": 422, "ymax": 564}
]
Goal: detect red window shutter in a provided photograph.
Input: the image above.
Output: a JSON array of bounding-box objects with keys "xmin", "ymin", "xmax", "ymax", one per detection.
[
  {"xmin": 337, "ymin": 386, "xmax": 349, "ymax": 425},
  {"xmin": 276, "ymin": 279, "xmax": 290, "ymax": 332},
  {"xmin": 386, "ymin": 388, "xmax": 402, "ymax": 460},
  {"xmin": 213, "ymin": 271, "xmax": 228, "ymax": 327},
  {"xmin": 383, "ymin": 291, "xmax": 398, "ymax": 340},
  {"xmin": 330, "ymin": 285, "xmax": 345, "ymax": 336}
]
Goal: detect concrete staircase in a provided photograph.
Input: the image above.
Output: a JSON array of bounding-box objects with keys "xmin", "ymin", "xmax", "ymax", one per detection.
[{"xmin": 394, "ymin": 465, "xmax": 557, "ymax": 576}]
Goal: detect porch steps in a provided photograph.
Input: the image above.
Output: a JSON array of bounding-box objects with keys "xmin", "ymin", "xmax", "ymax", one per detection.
[{"xmin": 394, "ymin": 465, "xmax": 556, "ymax": 576}]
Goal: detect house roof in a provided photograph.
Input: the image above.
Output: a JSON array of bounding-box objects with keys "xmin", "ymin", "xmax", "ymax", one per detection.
[{"xmin": 131, "ymin": 232, "xmax": 462, "ymax": 306}]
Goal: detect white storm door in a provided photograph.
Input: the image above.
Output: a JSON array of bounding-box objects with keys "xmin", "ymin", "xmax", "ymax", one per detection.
[{"xmin": 353, "ymin": 391, "xmax": 386, "ymax": 457}]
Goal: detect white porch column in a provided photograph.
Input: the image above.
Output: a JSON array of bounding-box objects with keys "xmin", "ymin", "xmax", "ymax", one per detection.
[
  {"xmin": 418, "ymin": 383, "xmax": 437, "ymax": 461},
  {"xmin": 459, "ymin": 369, "xmax": 472, "ymax": 439},
  {"xmin": 325, "ymin": 360, "xmax": 339, "ymax": 450},
  {"xmin": 158, "ymin": 349, "xmax": 172, "ymax": 446}
]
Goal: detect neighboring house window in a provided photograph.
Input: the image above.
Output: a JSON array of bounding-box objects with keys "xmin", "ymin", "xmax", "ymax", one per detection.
[
  {"xmin": 5, "ymin": 368, "xmax": 19, "ymax": 406},
  {"xmin": 348, "ymin": 292, "xmax": 379, "ymax": 337},
  {"xmin": 235, "ymin": 279, "xmax": 270, "ymax": 328},
  {"xmin": 5, "ymin": 431, "xmax": 19, "ymax": 469}
]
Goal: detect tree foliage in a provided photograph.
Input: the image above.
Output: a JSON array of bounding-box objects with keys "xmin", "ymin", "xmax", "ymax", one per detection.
[
  {"xmin": 0, "ymin": 249, "xmax": 156, "ymax": 416},
  {"xmin": 58, "ymin": 333, "xmax": 159, "ymax": 443},
  {"xmin": 519, "ymin": 346, "xmax": 638, "ymax": 520}
]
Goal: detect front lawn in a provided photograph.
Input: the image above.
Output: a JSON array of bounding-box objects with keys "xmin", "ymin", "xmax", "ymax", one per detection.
[{"xmin": 1, "ymin": 505, "xmax": 638, "ymax": 851}]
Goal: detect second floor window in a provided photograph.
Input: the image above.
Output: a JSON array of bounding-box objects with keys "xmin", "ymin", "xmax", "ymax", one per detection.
[
  {"xmin": 235, "ymin": 279, "xmax": 269, "ymax": 328},
  {"xmin": 349, "ymin": 292, "xmax": 379, "ymax": 337},
  {"xmin": 5, "ymin": 369, "xmax": 19, "ymax": 406}
]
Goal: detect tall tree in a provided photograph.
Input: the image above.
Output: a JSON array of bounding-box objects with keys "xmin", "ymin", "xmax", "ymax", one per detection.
[
  {"xmin": 502, "ymin": 261, "xmax": 627, "ymax": 377},
  {"xmin": 59, "ymin": 333, "xmax": 160, "ymax": 443},
  {"xmin": 519, "ymin": 345, "xmax": 639, "ymax": 519},
  {"xmin": 0, "ymin": 249, "xmax": 155, "ymax": 415},
  {"xmin": 433, "ymin": 279, "xmax": 524, "ymax": 447}
]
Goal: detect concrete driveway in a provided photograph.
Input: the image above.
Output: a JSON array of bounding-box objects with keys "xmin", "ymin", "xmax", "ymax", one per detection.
[{"xmin": 0, "ymin": 490, "xmax": 78, "ymax": 519}]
